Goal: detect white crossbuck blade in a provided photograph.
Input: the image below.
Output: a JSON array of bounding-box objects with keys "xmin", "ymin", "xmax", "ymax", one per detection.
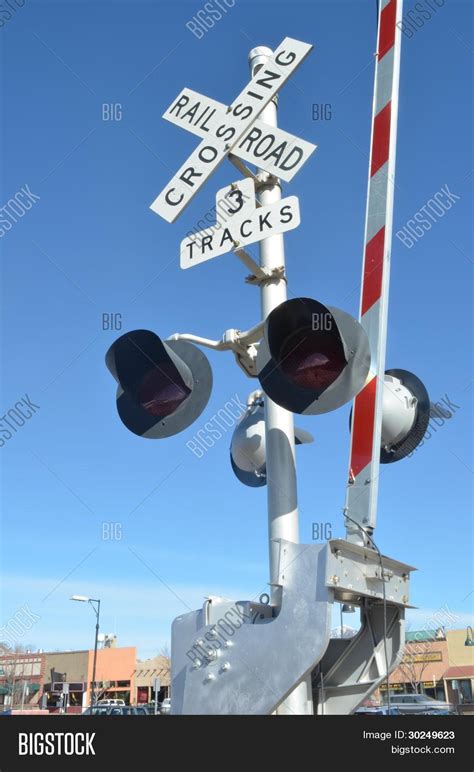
[
  {"xmin": 180, "ymin": 178, "xmax": 300, "ymax": 269},
  {"xmin": 163, "ymin": 87, "xmax": 316, "ymax": 183},
  {"xmin": 150, "ymin": 37, "xmax": 313, "ymax": 223}
]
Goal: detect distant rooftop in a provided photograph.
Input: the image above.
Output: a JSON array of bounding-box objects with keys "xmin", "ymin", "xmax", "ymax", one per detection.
[{"xmin": 406, "ymin": 629, "xmax": 445, "ymax": 642}]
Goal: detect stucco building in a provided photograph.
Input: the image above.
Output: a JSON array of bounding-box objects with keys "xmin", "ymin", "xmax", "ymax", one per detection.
[
  {"xmin": 134, "ymin": 655, "xmax": 170, "ymax": 704},
  {"xmin": 42, "ymin": 646, "xmax": 136, "ymax": 711},
  {"xmin": 378, "ymin": 627, "xmax": 474, "ymax": 710}
]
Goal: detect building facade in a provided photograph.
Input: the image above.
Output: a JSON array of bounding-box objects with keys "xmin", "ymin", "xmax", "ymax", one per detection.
[
  {"xmin": 42, "ymin": 646, "xmax": 136, "ymax": 711},
  {"xmin": 383, "ymin": 630, "xmax": 450, "ymax": 701},
  {"xmin": 378, "ymin": 628, "xmax": 474, "ymax": 710},
  {"xmin": 134, "ymin": 655, "xmax": 170, "ymax": 705},
  {"xmin": 444, "ymin": 629, "xmax": 474, "ymax": 709},
  {"xmin": 0, "ymin": 650, "xmax": 46, "ymax": 709}
]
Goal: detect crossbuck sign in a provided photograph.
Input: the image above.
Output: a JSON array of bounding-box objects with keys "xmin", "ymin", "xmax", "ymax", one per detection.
[
  {"xmin": 150, "ymin": 37, "xmax": 313, "ymax": 223},
  {"xmin": 163, "ymin": 88, "xmax": 316, "ymax": 183}
]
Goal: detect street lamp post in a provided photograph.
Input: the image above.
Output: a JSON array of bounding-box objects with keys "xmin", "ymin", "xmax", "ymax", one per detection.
[{"xmin": 70, "ymin": 595, "xmax": 101, "ymax": 707}]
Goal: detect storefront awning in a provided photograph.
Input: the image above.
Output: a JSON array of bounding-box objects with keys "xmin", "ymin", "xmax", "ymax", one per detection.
[{"xmin": 444, "ymin": 665, "xmax": 474, "ymax": 679}]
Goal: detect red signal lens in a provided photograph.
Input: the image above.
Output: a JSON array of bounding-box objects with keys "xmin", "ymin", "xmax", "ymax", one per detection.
[
  {"xmin": 279, "ymin": 328, "xmax": 346, "ymax": 392},
  {"xmin": 138, "ymin": 364, "xmax": 191, "ymax": 417}
]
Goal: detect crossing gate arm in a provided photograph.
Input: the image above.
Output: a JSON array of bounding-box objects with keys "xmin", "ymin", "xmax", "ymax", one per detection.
[{"xmin": 345, "ymin": 0, "xmax": 405, "ymax": 543}]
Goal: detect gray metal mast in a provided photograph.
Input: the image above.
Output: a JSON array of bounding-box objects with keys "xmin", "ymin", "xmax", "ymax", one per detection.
[{"xmin": 249, "ymin": 46, "xmax": 313, "ymax": 716}]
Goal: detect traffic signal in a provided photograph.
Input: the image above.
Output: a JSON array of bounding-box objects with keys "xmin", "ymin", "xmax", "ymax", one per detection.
[
  {"xmin": 256, "ymin": 298, "xmax": 370, "ymax": 415},
  {"xmin": 230, "ymin": 397, "xmax": 313, "ymax": 487},
  {"xmin": 379, "ymin": 369, "xmax": 430, "ymax": 463},
  {"xmin": 105, "ymin": 330, "xmax": 212, "ymax": 438}
]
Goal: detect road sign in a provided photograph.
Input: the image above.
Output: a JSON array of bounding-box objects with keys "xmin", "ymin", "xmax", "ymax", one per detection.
[
  {"xmin": 52, "ymin": 681, "xmax": 69, "ymax": 693},
  {"xmin": 150, "ymin": 37, "xmax": 313, "ymax": 222},
  {"xmin": 163, "ymin": 87, "xmax": 316, "ymax": 182},
  {"xmin": 180, "ymin": 178, "xmax": 300, "ymax": 269}
]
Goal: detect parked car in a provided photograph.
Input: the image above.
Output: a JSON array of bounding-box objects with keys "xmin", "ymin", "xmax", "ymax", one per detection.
[
  {"xmin": 144, "ymin": 702, "xmax": 161, "ymax": 713},
  {"xmin": 82, "ymin": 706, "xmax": 110, "ymax": 715},
  {"xmin": 96, "ymin": 699, "xmax": 125, "ymax": 707},
  {"xmin": 355, "ymin": 706, "xmax": 402, "ymax": 716},
  {"xmin": 106, "ymin": 705, "xmax": 150, "ymax": 715},
  {"xmin": 385, "ymin": 694, "xmax": 456, "ymax": 714},
  {"xmin": 82, "ymin": 705, "xmax": 150, "ymax": 716},
  {"xmin": 160, "ymin": 698, "xmax": 171, "ymax": 714}
]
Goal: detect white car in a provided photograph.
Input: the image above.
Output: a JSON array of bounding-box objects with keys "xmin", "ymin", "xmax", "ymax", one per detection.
[
  {"xmin": 387, "ymin": 694, "xmax": 455, "ymax": 714},
  {"xmin": 160, "ymin": 697, "xmax": 171, "ymax": 714}
]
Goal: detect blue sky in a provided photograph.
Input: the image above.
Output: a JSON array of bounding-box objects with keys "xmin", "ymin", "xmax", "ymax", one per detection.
[{"xmin": 1, "ymin": 0, "xmax": 472, "ymax": 659}]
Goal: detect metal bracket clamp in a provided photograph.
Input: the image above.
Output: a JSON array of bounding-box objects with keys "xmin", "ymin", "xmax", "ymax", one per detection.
[
  {"xmin": 233, "ymin": 247, "xmax": 287, "ymax": 286},
  {"xmin": 245, "ymin": 265, "xmax": 287, "ymax": 286},
  {"xmin": 254, "ymin": 171, "xmax": 281, "ymax": 191},
  {"xmin": 233, "ymin": 247, "xmax": 271, "ymax": 280},
  {"xmin": 227, "ymin": 153, "xmax": 260, "ymax": 182},
  {"xmin": 326, "ymin": 539, "xmax": 415, "ymax": 607},
  {"xmin": 168, "ymin": 323, "xmax": 263, "ymax": 379}
]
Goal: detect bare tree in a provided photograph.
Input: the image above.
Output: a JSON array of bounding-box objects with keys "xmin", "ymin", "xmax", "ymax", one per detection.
[
  {"xmin": 158, "ymin": 644, "xmax": 171, "ymax": 681},
  {"xmin": 396, "ymin": 650, "xmax": 430, "ymax": 694},
  {"xmin": 0, "ymin": 643, "xmax": 34, "ymax": 708}
]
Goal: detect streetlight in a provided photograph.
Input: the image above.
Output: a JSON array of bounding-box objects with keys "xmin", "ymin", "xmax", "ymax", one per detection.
[{"xmin": 70, "ymin": 595, "xmax": 101, "ymax": 706}]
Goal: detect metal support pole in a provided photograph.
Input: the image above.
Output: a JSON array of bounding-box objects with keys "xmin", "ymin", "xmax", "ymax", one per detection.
[
  {"xmin": 249, "ymin": 46, "xmax": 313, "ymax": 716},
  {"xmin": 90, "ymin": 599, "xmax": 100, "ymax": 707},
  {"xmin": 20, "ymin": 678, "xmax": 27, "ymax": 711}
]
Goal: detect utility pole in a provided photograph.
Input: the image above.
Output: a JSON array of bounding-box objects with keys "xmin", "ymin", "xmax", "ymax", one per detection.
[
  {"xmin": 71, "ymin": 596, "xmax": 101, "ymax": 707},
  {"xmin": 249, "ymin": 46, "xmax": 313, "ymax": 716},
  {"xmin": 91, "ymin": 599, "xmax": 100, "ymax": 707}
]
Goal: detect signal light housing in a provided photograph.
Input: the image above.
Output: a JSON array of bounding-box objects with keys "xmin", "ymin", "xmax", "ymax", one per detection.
[
  {"xmin": 380, "ymin": 368, "xmax": 430, "ymax": 463},
  {"xmin": 230, "ymin": 400, "xmax": 313, "ymax": 487},
  {"xmin": 105, "ymin": 330, "xmax": 212, "ymax": 439},
  {"xmin": 230, "ymin": 402, "xmax": 267, "ymax": 488},
  {"xmin": 256, "ymin": 298, "xmax": 370, "ymax": 415}
]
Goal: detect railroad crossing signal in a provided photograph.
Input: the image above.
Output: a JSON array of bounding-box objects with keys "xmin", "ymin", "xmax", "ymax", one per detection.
[
  {"xmin": 229, "ymin": 392, "xmax": 313, "ymax": 487},
  {"xmin": 150, "ymin": 37, "xmax": 313, "ymax": 222},
  {"xmin": 105, "ymin": 330, "xmax": 212, "ymax": 439},
  {"xmin": 349, "ymin": 368, "xmax": 433, "ymax": 465},
  {"xmin": 379, "ymin": 369, "xmax": 430, "ymax": 463},
  {"xmin": 104, "ymin": 19, "xmax": 444, "ymax": 717},
  {"xmin": 256, "ymin": 298, "xmax": 371, "ymax": 415}
]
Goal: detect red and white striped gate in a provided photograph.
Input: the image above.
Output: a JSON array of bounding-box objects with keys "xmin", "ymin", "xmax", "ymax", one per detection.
[{"xmin": 345, "ymin": 0, "xmax": 404, "ymax": 543}]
